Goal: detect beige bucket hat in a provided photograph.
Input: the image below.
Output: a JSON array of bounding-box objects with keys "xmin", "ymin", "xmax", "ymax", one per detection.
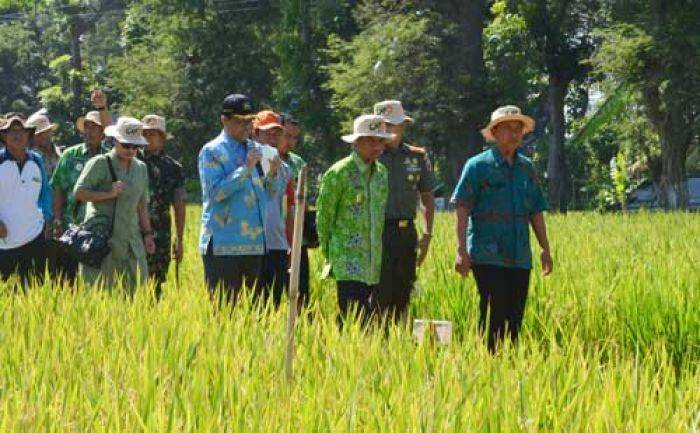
[
  {"xmin": 481, "ymin": 105, "xmax": 535, "ymax": 142},
  {"xmin": 27, "ymin": 111, "xmax": 59, "ymax": 135},
  {"xmin": 374, "ymin": 100, "xmax": 414, "ymax": 125},
  {"xmin": 76, "ymin": 111, "xmax": 104, "ymax": 133},
  {"xmin": 141, "ymin": 114, "xmax": 174, "ymax": 140},
  {"xmin": 341, "ymin": 114, "xmax": 395, "ymax": 143},
  {"xmin": 105, "ymin": 117, "xmax": 148, "ymax": 146}
]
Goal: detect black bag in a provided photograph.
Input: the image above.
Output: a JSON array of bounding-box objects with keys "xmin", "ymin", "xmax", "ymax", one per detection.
[
  {"xmin": 303, "ymin": 206, "xmax": 319, "ymax": 249},
  {"xmin": 58, "ymin": 156, "xmax": 118, "ymax": 268}
]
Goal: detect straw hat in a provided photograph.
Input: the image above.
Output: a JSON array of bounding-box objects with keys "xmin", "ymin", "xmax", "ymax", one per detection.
[
  {"xmin": 0, "ymin": 114, "xmax": 36, "ymax": 134},
  {"xmin": 374, "ymin": 100, "xmax": 414, "ymax": 125},
  {"xmin": 481, "ymin": 105, "xmax": 535, "ymax": 142},
  {"xmin": 104, "ymin": 117, "xmax": 148, "ymax": 146},
  {"xmin": 76, "ymin": 111, "xmax": 104, "ymax": 133},
  {"xmin": 27, "ymin": 111, "xmax": 58, "ymax": 135},
  {"xmin": 141, "ymin": 114, "xmax": 174, "ymax": 140},
  {"xmin": 341, "ymin": 114, "xmax": 395, "ymax": 143}
]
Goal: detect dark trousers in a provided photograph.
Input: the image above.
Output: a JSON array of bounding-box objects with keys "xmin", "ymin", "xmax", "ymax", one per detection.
[
  {"xmin": 289, "ymin": 246, "xmax": 311, "ymax": 309},
  {"xmin": 336, "ymin": 280, "xmax": 375, "ymax": 328},
  {"xmin": 202, "ymin": 241, "xmax": 262, "ymax": 305},
  {"xmin": 472, "ymin": 264, "xmax": 531, "ymax": 352},
  {"xmin": 0, "ymin": 233, "xmax": 47, "ymax": 286},
  {"xmin": 261, "ymin": 249, "xmax": 288, "ymax": 307},
  {"xmin": 375, "ymin": 221, "xmax": 417, "ymax": 322},
  {"xmin": 48, "ymin": 240, "xmax": 79, "ymax": 284}
]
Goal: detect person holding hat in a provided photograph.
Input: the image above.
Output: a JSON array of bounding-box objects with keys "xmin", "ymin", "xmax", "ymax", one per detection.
[
  {"xmin": 50, "ymin": 89, "xmax": 111, "ymax": 282},
  {"xmin": 138, "ymin": 114, "xmax": 186, "ymax": 299},
  {"xmin": 452, "ymin": 105, "xmax": 553, "ymax": 353},
  {"xmin": 198, "ymin": 94, "xmax": 283, "ymax": 305},
  {"xmin": 74, "ymin": 117, "xmax": 155, "ymax": 292},
  {"xmin": 373, "ymin": 100, "xmax": 437, "ymax": 323},
  {"xmin": 316, "ymin": 114, "xmax": 394, "ymax": 326},
  {"xmin": 27, "ymin": 110, "xmax": 60, "ymax": 177},
  {"xmin": 0, "ymin": 113, "xmax": 52, "ymax": 284},
  {"xmin": 253, "ymin": 110, "xmax": 295, "ymax": 307}
]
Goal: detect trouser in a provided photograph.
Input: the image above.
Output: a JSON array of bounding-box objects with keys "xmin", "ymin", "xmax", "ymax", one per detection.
[
  {"xmin": 472, "ymin": 264, "xmax": 531, "ymax": 353},
  {"xmin": 148, "ymin": 236, "xmax": 172, "ymax": 300},
  {"xmin": 202, "ymin": 241, "xmax": 262, "ymax": 305},
  {"xmin": 261, "ymin": 249, "xmax": 288, "ymax": 307},
  {"xmin": 80, "ymin": 250, "xmax": 148, "ymax": 296},
  {"xmin": 336, "ymin": 280, "xmax": 375, "ymax": 329},
  {"xmin": 48, "ymin": 239, "xmax": 79, "ymax": 284},
  {"xmin": 375, "ymin": 220, "xmax": 418, "ymax": 322},
  {"xmin": 287, "ymin": 246, "xmax": 311, "ymax": 309},
  {"xmin": 0, "ymin": 233, "xmax": 47, "ymax": 286}
]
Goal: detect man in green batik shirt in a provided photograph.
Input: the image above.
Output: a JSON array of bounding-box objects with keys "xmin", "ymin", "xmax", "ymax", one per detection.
[{"xmin": 316, "ymin": 114, "xmax": 394, "ymax": 326}]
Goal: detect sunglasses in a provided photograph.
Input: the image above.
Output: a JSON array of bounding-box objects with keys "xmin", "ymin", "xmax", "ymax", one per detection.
[{"xmin": 120, "ymin": 143, "xmax": 141, "ymax": 150}]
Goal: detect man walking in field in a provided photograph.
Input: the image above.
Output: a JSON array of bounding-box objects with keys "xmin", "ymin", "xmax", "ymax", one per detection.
[
  {"xmin": 452, "ymin": 105, "xmax": 553, "ymax": 352},
  {"xmin": 316, "ymin": 114, "xmax": 393, "ymax": 326},
  {"xmin": 373, "ymin": 100, "xmax": 436, "ymax": 323}
]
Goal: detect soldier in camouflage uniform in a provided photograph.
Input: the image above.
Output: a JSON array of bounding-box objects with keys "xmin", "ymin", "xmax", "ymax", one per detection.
[{"xmin": 140, "ymin": 115, "xmax": 186, "ymax": 299}]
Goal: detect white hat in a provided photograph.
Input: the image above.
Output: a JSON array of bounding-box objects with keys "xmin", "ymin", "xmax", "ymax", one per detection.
[
  {"xmin": 76, "ymin": 111, "xmax": 104, "ymax": 133},
  {"xmin": 141, "ymin": 114, "xmax": 174, "ymax": 140},
  {"xmin": 341, "ymin": 114, "xmax": 395, "ymax": 143},
  {"xmin": 374, "ymin": 100, "xmax": 414, "ymax": 125},
  {"xmin": 27, "ymin": 111, "xmax": 58, "ymax": 135},
  {"xmin": 481, "ymin": 105, "xmax": 535, "ymax": 142},
  {"xmin": 104, "ymin": 117, "xmax": 148, "ymax": 146}
]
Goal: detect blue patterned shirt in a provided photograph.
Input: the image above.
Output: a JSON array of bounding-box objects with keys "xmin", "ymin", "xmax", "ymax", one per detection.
[
  {"xmin": 451, "ymin": 147, "xmax": 547, "ymax": 269},
  {"xmin": 198, "ymin": 131, "xmax": 283, "ymax": 256}
]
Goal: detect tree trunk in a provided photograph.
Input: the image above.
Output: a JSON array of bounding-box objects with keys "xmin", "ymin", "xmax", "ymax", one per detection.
[
  {"xmin": 546, "ymin": 73, "xmax": 569, "ymax": 212},
  {"xmin": 658, "ymin": 125, "xmax": 690, "ymax": 209}
]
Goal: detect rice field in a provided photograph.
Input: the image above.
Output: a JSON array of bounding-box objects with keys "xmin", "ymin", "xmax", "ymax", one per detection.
[{"xmin": 0, "ymin": 209, "xmax": 698, "ymax": 432}]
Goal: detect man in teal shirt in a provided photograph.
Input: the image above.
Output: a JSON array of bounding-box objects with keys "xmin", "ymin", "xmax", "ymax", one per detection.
[{"xmin": 452, "ymin": 105, "xmax": 553, "ymax": 352}]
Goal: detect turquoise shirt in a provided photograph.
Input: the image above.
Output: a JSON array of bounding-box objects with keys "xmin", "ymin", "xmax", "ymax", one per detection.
[
  {"xmin": 451, "ymin": 147, "xmax": 547, "ymax": 269},
  {"xmin": 198, "ymin": 131, "xmax": 283, "ymax": 256}
]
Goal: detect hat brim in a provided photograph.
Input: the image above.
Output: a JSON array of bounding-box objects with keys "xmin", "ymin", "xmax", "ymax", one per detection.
[
  {"xmin": 105, "ymin": 125, "xmax": 148, "ymax": 146},
  {"xmin": 341, "ymin": 132, "xmax": 396, "ymax": 143},
  {"xmin": 143, "ymin": 127, "xmax": 174, "ymax": 140},
  {"xmin": 255, "ymin": 123, "xmax": 283, "ymax": 131},
  {"xmin": 481, "ymin": 115, "xmax": 535, "ymax": 142},
  {"xmin": 0, "ymin": 118, "xmax": 36, "ymax": 134},
  {"xmin": 384, "ymin": 115, "xmax": 414, "ymax": 125},
  {"xmin": 35, "ymin": 123, "xmax": 59, "ymax": 135},
  {"xmin": 76, "ymin": 117, "xmax": 103, "ymax": 133}
]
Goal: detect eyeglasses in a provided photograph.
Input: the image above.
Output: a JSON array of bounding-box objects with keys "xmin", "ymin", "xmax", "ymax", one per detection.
[{"xmin": 120, "ymin": 143, "xmax": 141, "ymax": 150}]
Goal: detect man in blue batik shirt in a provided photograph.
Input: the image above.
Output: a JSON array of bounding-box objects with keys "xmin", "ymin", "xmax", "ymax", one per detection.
[
  {"xmin": 452, "ymin": 105, "xmax": 553, "ymax": 353},
  {"xmin": 198, "ymin": 94, "xmax": 283, "ymax": 304}
]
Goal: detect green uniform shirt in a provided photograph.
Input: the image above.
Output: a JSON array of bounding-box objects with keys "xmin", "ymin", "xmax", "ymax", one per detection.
[
  {"xmin": 286, "ymin": 151, "xmax": 306, "ymax": 180},
  {"xmin": 51, "ymin": 142, "xmax": 106, "ymax": 227},
  {"xmin": 74, "ymin": 151, "xmax": 150, "ymax": 287},
  {"xmin": 316, "ymin": 152, "xmax": 388, "ymax": 285},
  {"xmin": 380, "ymin": 143, "xmax": 436, "ymax": 220}
]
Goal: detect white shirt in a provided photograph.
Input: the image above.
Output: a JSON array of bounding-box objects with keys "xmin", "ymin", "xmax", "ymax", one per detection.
[{"xmin": 0, "ymin": 149, "xmax": 52, "ymax": 250}]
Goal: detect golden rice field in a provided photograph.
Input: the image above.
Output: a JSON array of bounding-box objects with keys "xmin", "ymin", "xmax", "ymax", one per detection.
[{"xmin": 0, "ymin": 208, "xmax": 698, "ymax": 432}]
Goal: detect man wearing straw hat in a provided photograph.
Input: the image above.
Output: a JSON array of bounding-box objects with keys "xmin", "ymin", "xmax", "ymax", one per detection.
[
  {"xmin": 139, "ymin": 114, "xmax": 186, "ymax": 299},
  {"xmin": 198, "ymin": 94, "xmax": 283, "ymax": 305},
  {"xmin": 452, "ymin": 105, "xmax": 553, "ymax": 353},
  {"xmin": 0, "ymin": 113, "xmax": 52, "ymax": 284},
  {"xmin": 373, "ymin": 100, "xmax": 436, "ymax": 323},
  {"xmin": 27, "ymin": 110, "xmax": 60, "ymax": 177},
  {"xmin": 50, "ymin": 90, "xmax": 111, "ymax": 282},
  {"xmin": 316, "ymin": 114, "xmax": 394, "ymax": 326}
]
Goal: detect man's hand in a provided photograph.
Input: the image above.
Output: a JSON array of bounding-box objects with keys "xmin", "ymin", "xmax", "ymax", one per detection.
[
  {"xmin": 0, "ymin": 221, "xmax": 7, "ymax": 239},
  {"xmin": 454, "ymin": 249, "xmax": 472, "ymax": 277},
  {"xmin": 541, "ymin": 249, "xmax": 553, "ymax": 276},
  {"xmin": 268, "ymin": 155, "xmax": 281, "ymax": 178},
  {"xmin": 416, "ymin": 233, "xmax": 432, "ymax": 267},
  {"xmin": 144, "ymin": 234, "xmax": 156, "ymax": 255},
  {"xmin": 172, "ymin": 239, "xmax": 183, "ymax": 263},
  {"xmin": 111, "ymin": 181, "xmax": 125, "ymax": 198},
  {"xmin": 91, "ymin": 89, "xmax": 107, "ymax": 109},
  {"xmin": 247, "ymin": 149, "xmax": 263, "ymax": 169}
]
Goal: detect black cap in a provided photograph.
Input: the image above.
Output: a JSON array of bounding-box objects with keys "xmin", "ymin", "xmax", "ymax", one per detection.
[{"xmin": 221, "ymin": 94, "xmax": 255, "ymax": 117}]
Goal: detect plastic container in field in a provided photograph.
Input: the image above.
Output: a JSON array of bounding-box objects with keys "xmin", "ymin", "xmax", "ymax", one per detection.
[{"xmin": 413, "ymin": 319, "xmax": 452, "ymax": 345}]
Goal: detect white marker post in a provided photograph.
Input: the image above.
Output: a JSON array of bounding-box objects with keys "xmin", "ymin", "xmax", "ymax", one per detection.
[{"xmin": 285, "ymin": 165, "xmax": 308, "ymax": 381}]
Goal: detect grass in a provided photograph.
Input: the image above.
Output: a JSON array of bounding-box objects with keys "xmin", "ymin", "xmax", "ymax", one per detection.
[{"xmin": 0, "ymin": 208, "xmax": 698, "ymax": 432}]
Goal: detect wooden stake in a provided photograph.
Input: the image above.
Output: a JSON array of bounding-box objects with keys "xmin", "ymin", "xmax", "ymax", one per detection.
[{"xmin": 285, "ymin": 165, "xmax": 308, "ymax": 381}]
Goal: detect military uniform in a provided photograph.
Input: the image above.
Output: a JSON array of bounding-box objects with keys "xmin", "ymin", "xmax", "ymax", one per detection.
[
  {"xmin": 139, "ymin": 150, "xmax": 185, "ymax": 296},
  {"xmin": 375, "ymin": 143, "xmax": 436, "ymax": 320}
]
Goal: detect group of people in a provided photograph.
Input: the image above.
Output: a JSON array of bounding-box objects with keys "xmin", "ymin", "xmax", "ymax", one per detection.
[
  {"xmin": 0, "ymin": 90, "xmax": 185, "ymax": 297},
  {"xmin": 0, "ymin": 86, "xmax": 554, "ymax": 351}
]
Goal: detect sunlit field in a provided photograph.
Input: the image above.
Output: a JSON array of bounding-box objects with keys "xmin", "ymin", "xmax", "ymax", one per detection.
[{"xmin": 0, "ymin": 209, "xmax": 698, "ymax": 432}]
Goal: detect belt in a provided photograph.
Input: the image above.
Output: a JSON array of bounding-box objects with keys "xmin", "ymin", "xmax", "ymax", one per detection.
[{"xmin": 385, "ymin": 219, "xmax": 414, "ymax": 228}]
